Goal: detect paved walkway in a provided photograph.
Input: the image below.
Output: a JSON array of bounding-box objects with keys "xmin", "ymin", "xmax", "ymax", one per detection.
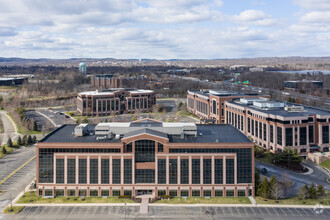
[
  {"xmin": 0, "ymin": 111, "xmax": 18, "ymax": 145},
  {"xmin": 248, "ymin": 196, "xmax": 257, "ymax": 205},
  {"xmin": 140, "ymin": 198, "xmax": 149, "ymax": 214}
]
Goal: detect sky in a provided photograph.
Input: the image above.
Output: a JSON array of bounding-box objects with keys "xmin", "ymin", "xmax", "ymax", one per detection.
[{"xmin": 0, "ymin": 0, "xmax": 329, "ymax": 59}]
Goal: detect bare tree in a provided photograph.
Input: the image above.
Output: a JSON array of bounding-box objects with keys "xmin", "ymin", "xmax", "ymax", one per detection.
[{"xmin": 270, "ymin": 181, "xmax": 284, "ymax": 201}]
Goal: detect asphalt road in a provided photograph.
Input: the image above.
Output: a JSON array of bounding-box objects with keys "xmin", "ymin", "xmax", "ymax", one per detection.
[
  {"xmin": 0, "ymin": 145, "xmax": 36, "ymax": 215},
  {"xmin": 25, "ymin": 110, "xmax": 55, "ymax": 131},
  {"xmin": 6, "ymin": 205, "xmax": 330, "ymax": 220},
  {"xmin": 255, "ymin": 160, "xmax": 330, "ymax": 197},
  {"xmin": 0, "ymin": 111, "xmax": 18, "ymax": 145},
  {"xmin": 38, "ymin": 109, "xmax": 75, "ymax": 126}
]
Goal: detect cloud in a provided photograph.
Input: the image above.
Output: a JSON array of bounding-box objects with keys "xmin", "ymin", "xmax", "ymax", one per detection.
[
  {"xmin": 232, "ymin": 10, "xmax": 276, "ymax": 26},
  {"xmin": 300, "ymin": 11, "xmax": 330, "ymax": 24},
  {"xmin": 293, "ymin": 0, "xmax": 330, "ymax": 11}
]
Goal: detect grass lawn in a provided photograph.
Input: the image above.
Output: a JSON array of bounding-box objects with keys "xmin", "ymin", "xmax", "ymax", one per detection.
[
  {"xmin": 2, "ymin": 206, "xmax": 24, "ymax": 214},
  {"xmin": 255, "ymin": 193, "xmax": 330, "ymax": 205},
  {"xmin": 0, "ymin": 86, "xmax": 21, "ymax": 91},
  {"xmin": 17, "ymin": 192, "xmax": 135, "ymax": 204},
  {"xmin": 0, "ymin": 145, "xmax": 19, "ymax": 159},
  {"xmin": 255, "ymin": 150, "xmax": 274, "ymax": 164},
  {"xmin": 155, "ymin": 197, "xmax": 251, "ymax": 204},
  {"xmin": 320, "ymin": 159, "xmax": 330, "ymax": 170}
]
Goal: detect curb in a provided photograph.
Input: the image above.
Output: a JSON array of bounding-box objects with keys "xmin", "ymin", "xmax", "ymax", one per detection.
[
  {"xmin": 0, "ymin": 155, "xmax": 36, "ymax": 186},
  {"xmin": 36, "ymin": 110, "xmax": 58, "ymax": 127}
]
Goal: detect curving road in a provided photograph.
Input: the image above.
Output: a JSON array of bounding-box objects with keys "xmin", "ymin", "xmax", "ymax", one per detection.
[
  {"xmin": 255, "ymin": 160, "xmax": 330, "ymax": 198},
  {"xmin": 0, "ymin": 111, "xmax": 18, "ymax": 145}
]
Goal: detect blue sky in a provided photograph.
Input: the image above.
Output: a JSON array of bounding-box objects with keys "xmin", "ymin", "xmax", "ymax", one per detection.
[{"xmin": 0, "ymin": 0, "xmax": 329, "ymax": 59}]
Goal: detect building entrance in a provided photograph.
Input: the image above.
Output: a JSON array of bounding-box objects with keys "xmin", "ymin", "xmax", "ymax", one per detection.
[{"xmin": 136, "ymin": 190, "xmax": 153, "ymax": 196}]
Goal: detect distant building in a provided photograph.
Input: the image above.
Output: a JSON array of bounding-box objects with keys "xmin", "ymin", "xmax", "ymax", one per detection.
[
  {"xmin": 79, "ymin": 62, "xmax": 87, "ymax": 75},
  {"xmin": 0, "ymin": 77, "xmax": 28, "ymax": 86},
  {"xmin": 77, "ymin": 88, "xmax": 156, "ymax": 116},
  {"xmin": 284, "ymin": 80, "xmax": 323, "ymax": 91},
  {"xmin": 187, "ymin": 90, "xmax": 270, "ymax": 124},
  {"xmin": 225, "ymin": 97, "xmax": 330, "ymax": 154},
  {"xmin": 91, "ymin": 74, "xmax": 148, "ymax": 89},
  {"xmin": 36, "ymin": 118, "xmax": 255, "ymax": 198}
]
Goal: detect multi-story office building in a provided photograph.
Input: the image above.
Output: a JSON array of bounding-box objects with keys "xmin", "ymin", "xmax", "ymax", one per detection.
[
  {"xmin": 77, "ymin": 88, "xmax": 156, "ymax": 116},
  {"xmin": 284, "ymin": 80, "xmax": 323, "ymax": 91},
  {"xmin": 36, "ymin": 119, "xmax": 254, "ymax": 198},
  {"xmin": 187, "ymin": 90, "xmax": 270, "ymax": 124},
  {"xmin": 225, "ymin": 98, "xmax": 330, "ymax": 154},
  {"xmin": 91, "ymin": 74, "xmax": 148, "ymax": 89}
]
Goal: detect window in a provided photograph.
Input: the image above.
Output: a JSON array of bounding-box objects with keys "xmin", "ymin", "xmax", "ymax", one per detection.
[
  {"xmin": 67, "ymin": 159, "xmax": 75, "ymax": 184},
  {"xmin": 270, "ymin": 125, "xmax": 273, "ymax": 143},
  {"xmin": 158, "ymin": 190, "xmax": 166, "ymax": 196},
  {"xmin": 135, "ymin": 140, "xmax": 155, "ymax": 162},
  {"xmin": 215, "ymin": 159, "xmax": 223, "ymax": 184},
  {"xmin": 309, "ymin": 125, "xmax": 314, "ymax": 143},
  {"xmin": 226, "ymin": 159, "xmax": 234, "ymax": 184},
  {"xmin": 238, "ymin": 190, "xmax": 245, "ymax": 197},
  {"xmin": 285, "ymin": 128, "xmax": 293, "ymax": 146},
  {"xmin": 322, "ymin": 126, "xmax": 329, "ymax": 144},
  {"xmin": 124, "ymin": 190, "xmax": 132, "ymax": 196},
  {"xmin": 204, "ymin": 190, "xmax": 211, "ymax": 197},
  {"xmin": 90, "ymin": 190, "xmax": 98, "ymax": 197},
  {"xmin": 181, "ymin": 190, "xmax": 189, "ymax": 197},
  {"xmin": 112, "ymin": 190, "xmax": 120, "ymax": 196},
  {"xmin": 192, "ymin": 159, "xmax": 200, "ymax": 184},
  {"xmin": 248, "ymin": 118, "xmax": 251, "ymax": 133},
  {"xmin": 203, "ymin": 159, "xmax": 211, "ymax": 184},
  {"xmin": 169, "ymin": 159, "xmax": 177, "ymax": 184},
  {"xmin": 101, "ymin": 159, "xmax": 109, "ymax": 184},
  {"xmin": 277, "ymin": 127, "xmax": 282, "ymax": 146},
  {"xmin": 67, "ymin": 190, "xmax": 75, "ymax": 197},
  {"xmin": 158, "ymin": 159, "xmax": 166, "ymax": 184},
  {"xmin": 255, "ymin": 121, "xmax": 258, "ymax": 138},
  {"xmin": 158, "ymin": 143, "xmax": 163, "ymax": 152},
  {"xmin": 112, "ymin": 159, "xmax": 121, "ymax": 184},
  {"xmin": 79, "ymin": 190, "xmax": 86, "ymax": 197},
  {"xmin": 169, "ymin": 190, "xmax": 177, "ymax": 197},
  {"xmin": 45, "ymin": 189, "xmax": 53, "ymax": 197},
  {"xmin": 213, "ymin": 100, "xmax": 216, "ymax": 114},
  {"xmin": 215, "ymin": 190, "xmax": 223, "ymax": 197},
  {"xmin": 124, "ymin": 159, "xmax": 132, "ymax": 184},
  {"xmin": 263, "ymin": 124, "xmax": 266, "ymax": 141},
  {"xmin": 192, "ymin": 190, "xmax": 200, "ymax": 197},
  {"xmin": 56, "ymin": 158, "xmax": 64, "ymax": 184},
  {"xmin": 126, "ymin": 143, "xmax": 132, "ymax": 153},
  {"xmin": 226, "ymin": 190, "xmax": 234, "ymax": 197},
  {"xmin": 90, "ymin": 159, "xmax": 98, "ymax": 184},
  {"xmin": 252, "ymin": 119, "xmax": 254, "ymax": 136},
  {"xmin": 135, "ymin": 169, "xmax": 155, "ymax": 183},
  {"xmin": 101, "ymin": 190, "xmax": 109, "ymax": 197},
  {"xmin": 79, "ymin": 159, "xmax": 87, "ymax": 184},
  {"xmin": 300, "ymin": 127, "xmax": 307, "ymax": 145},
  {"xmin": 56, "ymin": 190, "xmax": 64, "ymax": 197},
  {"xmin": 180, "ymin": 159, "xmax": 189, "ymax": 184}
]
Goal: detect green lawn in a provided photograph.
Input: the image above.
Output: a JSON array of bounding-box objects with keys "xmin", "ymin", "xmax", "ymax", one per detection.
[
  {"xmin": 2, "ymin": 206, "xmax": 24, "ymax": 214},
  {"xmin": 155, "ymin": 197, "xmax": 251, "ymax": 204},
  {"xmin": 320, "ymin": 159, "xmax": 330, "ymax": 170},
  {"xmin": 255, "ymin": 150, "xmax": 274, "ymax": 164},
  {"xmin": 17, "ymin": 192, "xmax": 135, "ymax": 204},
  {"xmin": 255, "ymin": 193, "xmax": 330, "ymax": 205}
]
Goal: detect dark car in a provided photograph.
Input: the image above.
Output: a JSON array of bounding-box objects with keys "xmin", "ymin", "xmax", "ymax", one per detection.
[{"xmin": 261, "ymin": 168, "xmax": 267, "ymax": 175}]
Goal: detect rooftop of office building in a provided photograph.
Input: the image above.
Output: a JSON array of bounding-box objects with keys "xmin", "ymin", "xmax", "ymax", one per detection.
[
  {"xmin": 78, "ymin": 88, "xmax": 154, "ymax": 96},
  {"xmin": 188, "ymin": 89, "xmax": 261, "ymax": 98},
  {"xmin": 39, "ymin": 119, "xmax": 252, "ymax": 144},
  {"xmin": 229, "ymin": 98, "xmax": 330, "ymax": 117}
]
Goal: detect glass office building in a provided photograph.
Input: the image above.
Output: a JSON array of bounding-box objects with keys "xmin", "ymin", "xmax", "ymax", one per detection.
[{"xmin": 37, "ymin": 119, "xmax": 254, "ymax": 197}]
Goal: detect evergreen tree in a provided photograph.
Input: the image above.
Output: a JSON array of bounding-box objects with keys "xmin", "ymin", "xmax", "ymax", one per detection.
[
  {"xmin": 269, "ymin": 175, "xmax": 277, "ymax": 189},
  {"xmin": 7, "ymin": 137, "xmax": 13, "ymax": 148},
  {"xmin": 32, "ymin": 135, "xmax": 37, "ymax": 143},
  {"xmin": 255, "ymin": 168, "xmax": 261, "ymax": 196},
  {"xmin": 76, "ymin": 118, "xmax": 80, "ymax": 124},
  {"xmin": 298, "ymin": 184, "xmax": 309, "ymax": 200},
  {"xmin": 308, "ymin": 182, "xmax": 317, "ymax": 199},
  {"xmin": 317, "ymin": 184, "xmax": 325, "ymax": 198},
  {"xmin": 2, "ymin": 146, "xmax": 7, "ymax": 154},
  {"xmin": 27, "ymin": 135, "xmax": 33, "ymax": 145},
  {"xmin": 22, "ymin": 135, "xmax": 27, "ymax": 146},
  {"xmin": 258, "ymin": 177, "xmax": 270, "ymax": 199},
  {"xmin": 33, "ymin": 121, "xmax": 38, "ymax": 131},
  {"xmin": 82, "ymin": 117, "xmax": 88, "ymax": 123},
  {"xmin": 17, "ymin": 136, "xmax": 22, "ymax": 145}
]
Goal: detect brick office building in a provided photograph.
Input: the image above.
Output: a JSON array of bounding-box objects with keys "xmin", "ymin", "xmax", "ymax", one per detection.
[
  {"xmin": 77, "ymin": 88, "xmax": 156, "ymax": 116},
  {"xmin": 187, "ymin": 90, "xmax": 270, "ymax": 124},
  {"xmin": 37, "ymin": 119, "xmax": 254, "ymax": 198},
  {"xmin": 225, "ymin": 97, "xmax": 330, "ymax": 154}
]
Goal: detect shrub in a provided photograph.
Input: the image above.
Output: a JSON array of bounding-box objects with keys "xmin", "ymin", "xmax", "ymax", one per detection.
[
  {"xmin": 2, "ymin": 146, "xmax": 7, "ymax": 154},
  {"xmin": 118, "ymin": 195, "xmax": 131, "ymax": 199}
]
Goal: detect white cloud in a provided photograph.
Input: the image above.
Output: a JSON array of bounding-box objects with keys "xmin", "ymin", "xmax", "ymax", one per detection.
[
  {"xmin": 232, "ymin": 10, "xmax": 276, "ymax": 26},
  {"xmin": 293, "ymin": 0, "xmax": 330, "ymax": 11},
  {"xmin": 300, "ymin": 11, "xmax": 330, "ymax": 24}
]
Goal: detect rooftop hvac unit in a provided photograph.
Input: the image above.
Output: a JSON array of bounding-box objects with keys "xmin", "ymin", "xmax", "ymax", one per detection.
[{"xmin": 285, "ymin": 106, "xmax": 304, "ymax": 112}]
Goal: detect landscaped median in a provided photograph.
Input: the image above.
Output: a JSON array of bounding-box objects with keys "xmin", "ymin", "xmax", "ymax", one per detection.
[
  {"xmin": 2, "ymin": 206, "xmax": 24, "ymax": 214},
  {"xmin": 255, "ymin": 193, "xmax": 330, "ymax": 206},
  {"xmin": 16, "ymin": 191, "xmax": 135, "ymax": 204},
  {"xmin": 155, "ymin": 197, "xmax": 251, "ymax": 204}
]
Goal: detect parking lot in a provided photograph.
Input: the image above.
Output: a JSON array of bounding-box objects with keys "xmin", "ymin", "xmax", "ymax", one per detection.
[{"xmin": 7, "ymin": 205, "xmax": 329, "ymax": 220}]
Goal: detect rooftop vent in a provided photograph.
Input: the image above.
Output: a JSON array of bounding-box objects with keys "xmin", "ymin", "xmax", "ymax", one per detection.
[
  {"xmin": 285, "ymin": 106, "xmax": 304, "ymax": 112},
  {"xmin": 74, "ymin": 124, "xmax": 89, "ymax": 137}
]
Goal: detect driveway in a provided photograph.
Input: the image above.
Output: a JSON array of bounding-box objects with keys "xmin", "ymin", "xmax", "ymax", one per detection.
[{"xmin": 0, "ymin": 111, "xmax": 18, "ymax": 145}]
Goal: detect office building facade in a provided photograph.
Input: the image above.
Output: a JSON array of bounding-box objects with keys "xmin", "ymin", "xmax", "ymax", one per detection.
[
  {"xmin": 225, "ymin": 98, "xmax": 330, "ymax": 154},
  {"xmin": 77, "ymin": 88, "xmax": 156, "ymax": 116},
  {"xmin": 37, "ymin": 119, "xmax": 254, "ymax": 198},
  {"xmin": 187, "ymin": 90, "xmax": 270, "ymax": 124}
]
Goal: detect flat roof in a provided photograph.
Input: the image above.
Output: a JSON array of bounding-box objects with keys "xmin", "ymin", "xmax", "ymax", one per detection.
[
  {"xmin": 188, "ymin": 89, "xmax": 262, "ymax": 98},
  {"xmin": 40, "ymin": 123, "xmax": 252, "ymax": 144},
  {"xmin": 79, "ymin": 88, "xmax": 154, "ymax": 96},
  {"xmin": 229, "ymin": 100, "xmax": 330, "ymax": 117}
]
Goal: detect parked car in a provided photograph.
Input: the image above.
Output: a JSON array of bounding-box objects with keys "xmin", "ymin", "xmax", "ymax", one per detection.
[{"xmin": 261, "ymin": 168, "xmax": 267, "ymax": 175}]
